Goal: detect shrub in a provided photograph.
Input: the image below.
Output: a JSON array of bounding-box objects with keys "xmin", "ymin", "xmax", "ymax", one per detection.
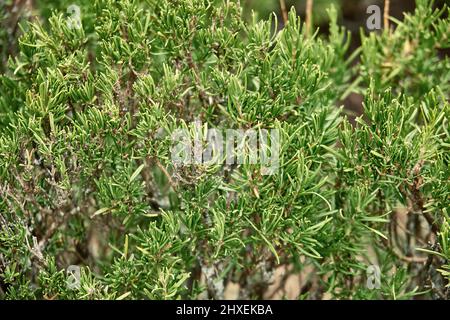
[{"xmin": 0, "ymin": 0, "xmax": 449, "ymax": 299}]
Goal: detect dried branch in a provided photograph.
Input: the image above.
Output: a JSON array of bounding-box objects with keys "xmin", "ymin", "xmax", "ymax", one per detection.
[
  {"xmin": 279, "ymin": 0, "xmax": 288, "ymax": 25},
  {"xmin": 306, "ymin": 0, "xmax": 313, "ymax": 36},
  {"xmin": 384, "ymin": 0, "xmax": 390, "ymax": 31}
]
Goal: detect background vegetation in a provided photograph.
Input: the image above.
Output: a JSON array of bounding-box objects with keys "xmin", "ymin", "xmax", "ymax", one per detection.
[{"xmin": 0, "ymin": 0, "xmax": 449, "ymax": 299}]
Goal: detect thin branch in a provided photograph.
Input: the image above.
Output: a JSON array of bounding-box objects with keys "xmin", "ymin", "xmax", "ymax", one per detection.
[
  {"xmin": 155, "ymin": 159, "xmax": 177, "ymax": 190},
  {"xmin": 384, "ymin": 0, "xmax": 390, "ymax": 31},
  {"xmin": 389, "ymin": 217, "xmax": 428, "ymax": 263},
  {"xmin": 279, "ymin": 0, "xmax": 288, "ymax": 25},
  {"xmin": 306, "ymin": 0, "xmax": 313, "ymax": 36}
]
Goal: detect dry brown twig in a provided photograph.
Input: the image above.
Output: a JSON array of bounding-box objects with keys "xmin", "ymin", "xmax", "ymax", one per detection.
[
  {"xmin": 279, "ymin": 0, "xmax": 288, "ymax": 25},
  {"xmin": 306, "ymin": 0, "xmax": 313, "ymax": 36},
  {"xmin": 384, "ymin": 0, "xmax": 390, "ymax": 31},
  {"xmin": 155, "ymin": 159, "xmax": 177, "ymax": 190}
]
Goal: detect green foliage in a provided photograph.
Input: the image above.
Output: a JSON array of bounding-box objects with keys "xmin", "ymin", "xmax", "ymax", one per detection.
[{"xmin": 0, "ymin": 0, "xmax": 449, "ymax": 300}]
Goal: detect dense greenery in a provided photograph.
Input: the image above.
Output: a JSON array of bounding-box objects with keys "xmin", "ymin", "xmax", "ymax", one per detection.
[{"xmin": 0, "ymin": 0, "xmax": 449, "ymax": 299}]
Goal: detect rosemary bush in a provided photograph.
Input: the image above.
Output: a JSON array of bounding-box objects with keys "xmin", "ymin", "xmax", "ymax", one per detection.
[{"xmin": 0, "ymin": 0, "xmax": 449, "ymax": 300}]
